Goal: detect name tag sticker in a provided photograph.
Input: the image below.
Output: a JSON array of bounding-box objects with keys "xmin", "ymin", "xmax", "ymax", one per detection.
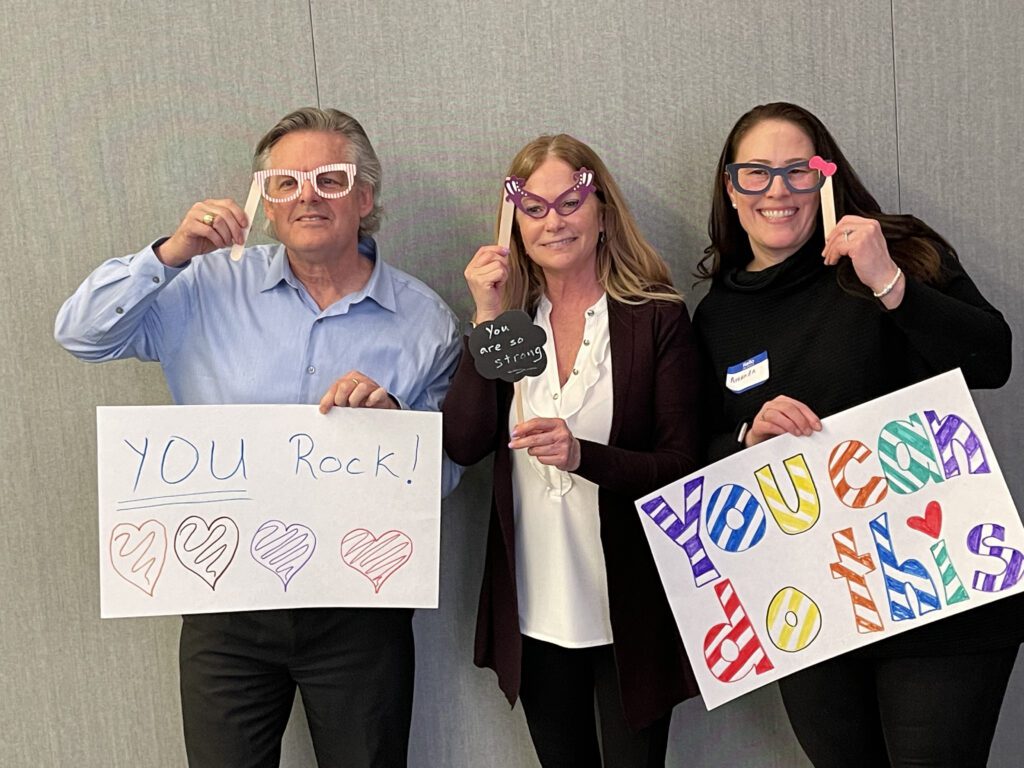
[{"xmin": 725, "ymin": 351, "xmax": 769, "ymax": 393}]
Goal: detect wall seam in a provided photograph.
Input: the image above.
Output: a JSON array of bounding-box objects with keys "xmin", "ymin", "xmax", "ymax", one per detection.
[
  {"xmin": 890, "ymin": 0, "xmax": 903, "ymax": 212},
  {"xmin": 308, "ymin": 0, "xmax": 321, "ymax": 107}
]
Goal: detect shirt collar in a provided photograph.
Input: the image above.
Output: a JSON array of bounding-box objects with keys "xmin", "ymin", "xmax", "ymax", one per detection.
[{"xmin": 259, "ymin": 238, "xmax": 398, "ymax": 314}]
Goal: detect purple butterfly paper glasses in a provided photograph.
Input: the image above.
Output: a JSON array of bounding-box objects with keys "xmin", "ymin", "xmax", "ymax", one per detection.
[{"xmin": 504, "ymin": 167, "xmax": 596, "ymax": 219}]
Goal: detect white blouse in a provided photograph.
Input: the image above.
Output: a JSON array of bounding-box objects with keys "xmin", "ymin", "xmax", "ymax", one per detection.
[{"xmin": 510, "ymin": 293, "xmax": 614, "ymax": 647}]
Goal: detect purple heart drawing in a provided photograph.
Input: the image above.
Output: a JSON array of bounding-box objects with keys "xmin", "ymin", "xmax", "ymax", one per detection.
[
  {"xmin": 174, "ymin": 516, "xmax": 239, "ymax": 590},
  {"xmin": 250, "ymin": 520, "xmax": 317, "ymax": 591}
]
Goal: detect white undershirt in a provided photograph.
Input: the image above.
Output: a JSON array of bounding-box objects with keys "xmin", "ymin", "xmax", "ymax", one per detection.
[{"xmin": 510, "ymin": 293, "xmax": 614, "ymax": 647}]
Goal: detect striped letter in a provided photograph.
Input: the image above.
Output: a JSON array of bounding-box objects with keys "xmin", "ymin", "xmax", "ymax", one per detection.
[
  {"xmin": 828, "ymin": 439, "xmax": 888, "ymax": 508},
  {"xmin": 877, "ymin": 413, "xmax": 943, "ymax": 495},
  {"xmin": 830, "ymin": 527, "xmax": 884, "ymax": 633},
  {"xmin": 930, "ymin": 539, "xmax": 969, "ymax": 605},
  {"xmin": 924, "ymin": 410, "xmax": 991, "ymax": 480},
  {"xmin": 705, "ymin": 484, "xmax": 767, "ymax": 553},
  {"xmin": 703, "ymin": 579, "xmax": 775, "ymax": 682},
  {"xmin": 754, "ymin": 454, "xmax": 820, "ymax": 534},
  {"xmin": 870, "ymin": 512, "xmax": 941, "ymax": 621},
  {"xmin": 640, "ymin": 478, "xmax": 720, "ymax": 588},
  {"xmin": 766, "ymin": 587, "xmax": 821, "ymax": 652},
  {"xmin": 967, "ymin": 523, "xmax": 1024, "ymax": 592}
]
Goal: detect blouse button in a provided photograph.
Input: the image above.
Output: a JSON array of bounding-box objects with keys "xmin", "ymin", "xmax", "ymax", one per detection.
[
  {"xmin": 553, "ymin": 393, "xmax": 559, "ymax": 400},
  {"xmin": 587, "ymin": 309, "xmax": 595, "ymax": 317},
  {"xmin": 572, "ymin": 368, "xmax": 579, "ymax": 376},
  {"xmin": 583, "ymin": 339, "xmax": 590, "ymax": 346}
]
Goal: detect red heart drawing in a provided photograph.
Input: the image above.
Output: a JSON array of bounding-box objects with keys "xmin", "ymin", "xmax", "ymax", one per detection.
[
  {"xmin": 907, "ymin": 501, "xmax": 942, "ymax": 539},
  {"xmin": 809, "ymin": 155, "xmax": 838, "ymax": 177},
  {"xmin": 341, "ymin": 529, "xmax": 413, "ymax": 593},
  {"xmin": 110, "ymin": 520, "xmax": 167, "ymax": 596},
  {"xmin": 174, "ymin": 516, "xmax": 239, "ymax": 590}
]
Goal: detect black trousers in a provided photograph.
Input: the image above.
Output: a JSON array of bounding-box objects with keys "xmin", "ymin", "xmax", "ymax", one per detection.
[
  {"xmin": 179, "ymin": 607, "xmax": 414, "ymax": 768},
  {"xmin": 778, "ymin": 646, "xmax": 1019, "ymax": 768},
  {"xmin": 518, "ymin": 635, "xmax": 672, "ymax": 768}
]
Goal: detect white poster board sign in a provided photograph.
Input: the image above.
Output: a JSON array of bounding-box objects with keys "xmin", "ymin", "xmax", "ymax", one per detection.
[
  {"xmin": 97, "ymin": 405, "xmax": 441, "ymax": 618},
  {"xmin": 636, "ymin": 370, "xmax": 1024, "ymax": 709}
]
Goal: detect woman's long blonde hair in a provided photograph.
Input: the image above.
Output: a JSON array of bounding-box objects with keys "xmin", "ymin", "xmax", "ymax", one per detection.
[{"xmin": 499, "ymin": 134, "xmax": 681, "ymax": 312}]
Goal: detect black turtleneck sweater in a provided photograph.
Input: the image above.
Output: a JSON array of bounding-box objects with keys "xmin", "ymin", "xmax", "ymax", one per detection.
[
  {"xmin": 694, "ymin": 239, "xmax": 1011, "ymax": 462},
  {"xmin": 693, "ymin": 239, "xmax": 1021, "ymax": 654}
]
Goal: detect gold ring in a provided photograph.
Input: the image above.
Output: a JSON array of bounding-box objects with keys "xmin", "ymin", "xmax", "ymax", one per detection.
[
  {"xmin": 351, "ymin": 378, "xmax": 360, "ymax": 387},
  {"xmin": 202, "ymin": 213, "xmax": 216, "ymax": 226}
]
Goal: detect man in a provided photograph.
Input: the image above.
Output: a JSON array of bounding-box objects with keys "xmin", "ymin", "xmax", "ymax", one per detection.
[{"xmin": 55, "ymin": 108, "xmax": 461, "ymax": 767}]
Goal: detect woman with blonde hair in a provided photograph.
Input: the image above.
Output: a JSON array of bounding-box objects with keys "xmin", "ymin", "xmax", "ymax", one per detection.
[{"xmin": 443, "ymin": 134, "xmax": 700, "ymax": 766}]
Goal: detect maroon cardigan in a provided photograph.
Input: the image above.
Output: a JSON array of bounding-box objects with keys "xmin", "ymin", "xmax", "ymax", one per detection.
[{"xmin": 443, "ymin": 299, "xmax": 702, "ymax": 730}]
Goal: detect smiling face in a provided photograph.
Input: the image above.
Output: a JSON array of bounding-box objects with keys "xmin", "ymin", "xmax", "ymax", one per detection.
[
  {"xmin": 726, "ymin": 119, "xmax": 820, "ymax": 270},
  {"xmin": 262, "ymin": 130, "xmax": 373, "ymax": 263},
  {"xmin": 515, "ymin": 156, "xmax": 603, "ymax": 281}
]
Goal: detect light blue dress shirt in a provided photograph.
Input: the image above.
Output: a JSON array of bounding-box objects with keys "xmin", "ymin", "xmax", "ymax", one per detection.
[{"xmin": 55, "ymin": 237, "xmax": 463, "ymax": 493}]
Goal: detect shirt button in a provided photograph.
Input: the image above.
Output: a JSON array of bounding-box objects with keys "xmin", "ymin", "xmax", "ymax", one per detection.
[
  {"xmin": 583, "ymin": 339, "xmax": 590, "ymax": 346},
  {"xmin": 152, "ymin": 276, "xmax": 161, "ymax": 283},
  {"xmin": 587, "ymin": 309, "xmax": 594, "ymax": 317},
  {"xmin": 307, "ymin": 366, "xmax": 316, "ymax": 374},
  {"xmin": 572, "ymin": 368, "xmax": 579, "ymax": 376},
  {"xmin": 115, "ymin": 307, "xmax": 124, "ymax": 314},
  {"xmin": 553, "ymin": 393, "xmax": 559, "ymax": 400}
]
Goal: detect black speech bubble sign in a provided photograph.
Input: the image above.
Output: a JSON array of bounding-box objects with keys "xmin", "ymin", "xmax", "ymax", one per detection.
[{"xmin": 468, "ymin": 310, "xmax": 548, "ymax": 383}]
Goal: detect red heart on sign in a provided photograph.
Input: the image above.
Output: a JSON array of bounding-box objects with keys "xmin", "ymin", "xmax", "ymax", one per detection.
[
  {"xmin": 907, "ymin": 501, "xmax": 942, "ymax": 539},
  {"xmin": 110, "ymin": 520, "xmax": 167, "ymax": 596},
  {"xmin": 341, "ymin": 529, "xmax": 413, "ymax": 593},
  {"xmin": 809, "ymin": 155, "xmax": 838, "ymax": 177}
]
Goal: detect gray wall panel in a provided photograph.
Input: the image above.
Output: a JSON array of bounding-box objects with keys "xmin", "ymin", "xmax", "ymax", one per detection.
[
  {"xmin": 313, "ymin": 0, "xmax": 899, "ymax": 321},
  {"xmin": 1, "ymin": 1, "xmax": 317, "ymax": 765},
  {"xmin": 2, "ymin": 0, "xmax": 1022, "ymax": 766}
]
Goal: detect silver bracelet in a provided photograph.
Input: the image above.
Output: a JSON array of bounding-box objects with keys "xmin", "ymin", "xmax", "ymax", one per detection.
[{"xmin": 872, "ymin": 266, "xmax": 903, "ymax": 298}]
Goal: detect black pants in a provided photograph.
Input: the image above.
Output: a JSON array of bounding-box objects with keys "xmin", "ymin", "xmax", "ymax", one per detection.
[
  {"xmin": 778, "ymin": 647, "xmax": 1019, "ymax": 768},
  {"xmin": 518, "ymin": 635, "xmax": 671, "ymax": 768},
  {"xmin": 179, "ymin": 607, "xmax": 414, "ymax": 768}
]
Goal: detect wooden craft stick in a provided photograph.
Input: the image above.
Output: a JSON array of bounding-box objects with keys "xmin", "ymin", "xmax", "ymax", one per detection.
[
  {"xmin": 820, "ymin": 176, "xmax": 837, "ymax": 239},
  {"xmin": 230, "ymin": 179, "xmax": 262, "ymax": 262},
  {"xmin": 498, "ymin": 197, "xmax": 515, "ymax": 250},
  {"xmin": 809, "ymin": 155, "xmax": 838, "ymax": 239}
]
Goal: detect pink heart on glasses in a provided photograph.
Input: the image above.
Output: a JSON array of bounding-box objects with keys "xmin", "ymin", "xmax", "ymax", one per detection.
[{"xmin": 809, "ymin": 156, "xmax": 837, "ymax": 177}]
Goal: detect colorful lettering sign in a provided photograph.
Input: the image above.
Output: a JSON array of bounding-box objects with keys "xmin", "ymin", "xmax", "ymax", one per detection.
[{"xmin": 636, "ymin": 370, "xmax": 1023, "ymax": 709}]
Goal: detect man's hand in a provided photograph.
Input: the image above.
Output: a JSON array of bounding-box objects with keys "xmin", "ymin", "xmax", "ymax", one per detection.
[
  {"xmin": 319, "ymin": 370, "xmax": 397, "ymax": 413},
  {"xmin": 155, "ymin": 198, "xmax": 249, "ymax": 267}
]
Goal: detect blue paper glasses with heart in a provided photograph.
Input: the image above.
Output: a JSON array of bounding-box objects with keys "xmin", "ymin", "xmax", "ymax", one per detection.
[{"xmin": 726, "ymin": 161, "xmax": 825, "ymax": 195}]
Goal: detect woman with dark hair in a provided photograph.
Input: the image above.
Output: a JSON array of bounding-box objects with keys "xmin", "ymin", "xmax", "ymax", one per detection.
[
  {"xmin": 694, "ymin": 101, "xmax": 1019, "ymax": 767},
  {"xmin": 443, "ymin": 134, "xmax": 700, "ymax": 766}
]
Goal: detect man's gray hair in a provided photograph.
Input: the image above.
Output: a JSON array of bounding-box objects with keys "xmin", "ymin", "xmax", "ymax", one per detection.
[{"xmin": 253, "ymin": 107, "xmax": 383, "ymax": 239}]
